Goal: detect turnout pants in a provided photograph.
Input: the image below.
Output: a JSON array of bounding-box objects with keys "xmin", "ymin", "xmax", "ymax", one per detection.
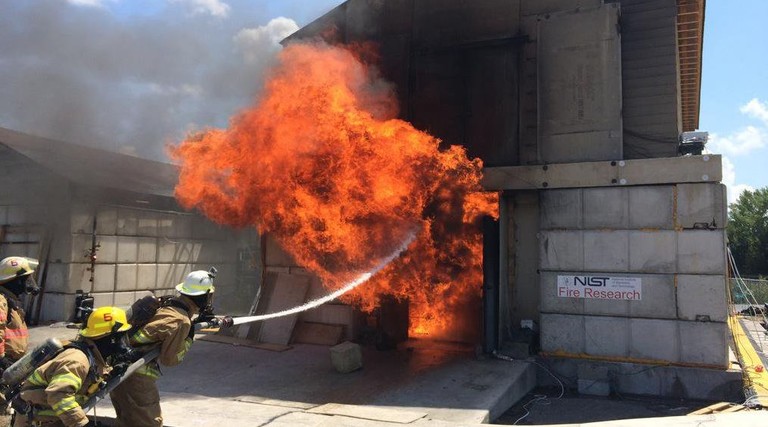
[{"xmin": 109, "ymin": 373, "xmax": 162, "ymax": 427}]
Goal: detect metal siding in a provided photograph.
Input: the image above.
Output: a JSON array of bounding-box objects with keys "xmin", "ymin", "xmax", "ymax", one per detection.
[{"xmin": 619, "ymin": 0, "xmax": 681, "ymax": 159}]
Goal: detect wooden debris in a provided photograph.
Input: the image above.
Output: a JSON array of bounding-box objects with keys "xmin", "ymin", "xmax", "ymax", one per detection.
[
  {"xmin": 688, "ymin": 402, "xmax": 748, "ymax": 415},
  {"xmin": 292, "ymin": 321, "xmax": 344, "ymax": 346}
]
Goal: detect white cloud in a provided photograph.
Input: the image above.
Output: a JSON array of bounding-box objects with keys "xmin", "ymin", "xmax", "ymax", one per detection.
[
  {"xmin": 234, "ymin": 17, "xmax": 299, "ymax": 65},
  {"xmin": 171, "ymin": 0, "xmax": 230, "ymax": 18},
  {"xmin": 720, "ymin": 156, "xmax": 754, "ymax": 205},
  {"xmin": 66, "ymin": 0, "xmax": 107, "ymax": 6},
  {"xmin": 707, "ymin": 126, "xmax": 767, "ymax": 156},
  {"xmin": 740, "ymin": 98, "xmax": 768, "ymax": 126}
]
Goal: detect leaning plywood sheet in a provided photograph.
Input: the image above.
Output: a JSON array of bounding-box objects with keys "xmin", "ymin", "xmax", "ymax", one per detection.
[{"xmin": 257, "ymin": 272, "xmax": 311, "ymax": 345}]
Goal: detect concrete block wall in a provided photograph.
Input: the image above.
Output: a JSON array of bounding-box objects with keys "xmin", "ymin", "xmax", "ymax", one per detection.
[
  {"xmin": 539, "ymin": 183, "xmax": 729, "ymax": 367},
  {"xmin": 39, "ymin": 203, "xmax": 252, "ymax": 321}
]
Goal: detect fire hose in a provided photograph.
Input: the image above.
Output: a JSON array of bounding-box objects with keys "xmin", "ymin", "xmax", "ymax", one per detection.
[{"xmin": 227, "ymin": 231, "xmax": 416, "ymax": 327}]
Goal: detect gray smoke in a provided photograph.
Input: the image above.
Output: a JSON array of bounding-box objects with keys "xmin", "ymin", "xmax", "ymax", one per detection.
[{"xmin": 0, "ymin": 0, "xmax": 340, "ymax": 160}]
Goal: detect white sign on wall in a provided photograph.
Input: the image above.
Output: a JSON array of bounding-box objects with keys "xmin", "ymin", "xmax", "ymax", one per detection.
[{"xmin": 557, "ymin": 275, "xmax": 642, "ymax": 301}]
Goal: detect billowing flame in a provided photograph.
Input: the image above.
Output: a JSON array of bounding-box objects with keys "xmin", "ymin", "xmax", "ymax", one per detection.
[{"xmin": 172, "ymin": 42, "xmax": 498, "ymax": 339}]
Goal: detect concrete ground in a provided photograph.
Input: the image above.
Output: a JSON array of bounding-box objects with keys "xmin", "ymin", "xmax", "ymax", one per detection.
[{"xmin": 7, "ymin": 326, "xmax": 767, "ymax": 426}]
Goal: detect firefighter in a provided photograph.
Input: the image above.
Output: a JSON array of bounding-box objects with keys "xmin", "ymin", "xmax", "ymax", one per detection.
[
  {"xmin": 109, "ymin": 269, "xmax": 215, "ymax": 427},
  {"xmin": 13, "ymin": 306, "xmax": 133, "ymax": 427},
  {"xmin": 0, "ymin": 256, "xmax": 40, "ymax": 370}
]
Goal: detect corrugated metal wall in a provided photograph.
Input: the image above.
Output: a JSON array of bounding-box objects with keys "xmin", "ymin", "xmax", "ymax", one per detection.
[{"xmin": 618, "ymin": 0, "xmax": 682, "ymax": 158}]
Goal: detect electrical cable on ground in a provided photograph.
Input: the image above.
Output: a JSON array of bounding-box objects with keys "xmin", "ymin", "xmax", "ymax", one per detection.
[{"xmin": 492, "ymin": 351, "xmax": 565, "ymax": 424}]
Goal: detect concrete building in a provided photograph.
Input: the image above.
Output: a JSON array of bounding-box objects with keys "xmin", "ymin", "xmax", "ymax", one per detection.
[
  {"xmin": 0, "ymin": 127, "xmax": 259, "ymax": 322},
  {"xmin": 288, "ymin": 0, "xmax": 737, "ymax": 400}
]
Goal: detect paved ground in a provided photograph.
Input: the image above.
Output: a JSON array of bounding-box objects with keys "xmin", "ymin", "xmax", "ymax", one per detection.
[{"xmin": 4, "ymin": 325, "xmax": 766, "ymax": 426}]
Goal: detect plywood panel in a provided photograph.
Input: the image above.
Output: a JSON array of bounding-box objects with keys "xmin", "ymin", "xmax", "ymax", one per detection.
[
  {"xmin": 292, "ymin": 321, "xmax": 344, "ymax": 345},
  {"xmin": 257, "ymin": 272, "xmax": 310, "ymax": 345}
]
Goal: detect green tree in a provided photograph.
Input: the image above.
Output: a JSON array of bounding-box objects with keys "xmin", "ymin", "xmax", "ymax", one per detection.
[{"xmin": 728, "ymin": 187, "xmax": 768, "ymax": 277}]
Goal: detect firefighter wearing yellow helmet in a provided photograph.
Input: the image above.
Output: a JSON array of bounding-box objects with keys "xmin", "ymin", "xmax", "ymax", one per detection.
[
  {"xmin": 0, "ymin": 257, "xmax": 40, "ymax": 372},
  {"xmin": 110, "ymin": 268, "xmax": 217, "ymax": 427},
  {"xmin": 14, "ymin": 307, "xmax": 133, "ymax": 427}
]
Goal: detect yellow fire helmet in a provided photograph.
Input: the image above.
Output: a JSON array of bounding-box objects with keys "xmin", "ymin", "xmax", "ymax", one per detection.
[
  {"xmin": 0, "ymin": 256, "xmax": 39, "ymax": 285},
  {"xmin": 176, "ymin": 269, "xmax": 216, "ymax": 296},
  {"xmin": 80, "ymin": 306, "xmax": 132, "ymax": 339}
]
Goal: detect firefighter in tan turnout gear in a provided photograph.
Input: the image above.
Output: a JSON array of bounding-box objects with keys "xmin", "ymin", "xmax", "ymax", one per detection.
[
  {"xmin": 13, "ymin": 306, "xmax": 133, "ymax": 427},
  {"xmin": 0, "ymin": 257, "xmax": 40, "ymax": 370},
  {"xmin": 110, "ymin": 269, "xmax": 216, "ymax": 427}
]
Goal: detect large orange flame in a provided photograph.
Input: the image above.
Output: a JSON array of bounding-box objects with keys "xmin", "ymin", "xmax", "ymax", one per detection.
[{"xmin": 172, "ymin": 42, "xmax": 498, "ymax": 339}]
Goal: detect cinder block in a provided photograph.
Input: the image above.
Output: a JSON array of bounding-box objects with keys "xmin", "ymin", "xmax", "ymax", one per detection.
[
  {"xmin": 629, "ymin": 186, "xmax": 674, "ymax": 229},
  {"xmin": 68, "ymin": 263, "xmax": 90, "ymax": 293},
  {"xmin": 585, "ymin": 316, "xmax": 629, "ymax": 357},
  {"xmin": 97, "ymin": 236, "xmax": 118, "ymax": 264},
  {"xmin": 116, "ymin": 237, "xmax": 138, "ymax": 263},
  {"xmin": 137, "ymin": 213, "xmax": 159, "ymax": 237},
  {"xmin": 540, "ymin": 313, "xmax": 585, "ymax": 354},
  {"xmin": 540, "ymin": 272, "xmax": 584, "ymax": 314},
  {"xmin": 96, "ymin": 207, "xmax": 118, "ymax": 235},
  {"xmin": 156, "ymin": 264, "xmax": 189, "ymax": 291},
  {"xmin": 583, "ymin": 188, "xmax": 628, "ymax": 229},
  {"xmin": 677, "ymin": 275, "xmax": 728, "ymax": 322},
  {"xmin": 39, "ymin": 293, "xmax": 78, "ymax": 322},
  {"xmin": 137, "ymin": 237, "xmax": 157, "ymax": 263},
  {"xmin": 180, "ymin": 241, "xmax": 204, "ymax": 263},
  {"xmin": 41, "ymin": 263, "xmax": 70, "ymax": 293},
  {"xmin": 172, "ymin": 215, "xmax": 193, "ymax": 239},
  {"xmin": 196, "ymin": 242, "xmax": 215, "ymax": 264},
  {"xmin": 583, "ymin": 295, "xmax": 629, "ymax": 317},
  {"xmin": 677, "ymin": 230, "xmax": 726, "ymax": 274},
  {"xmin": 137, "ymin": 264, "xmax": 158, "ymax": 290},
  {"xmin": 115, "ymin": 264, "xmax": 138, "ymax": 291},
  {"xmin": 190, "ymin": 215, "xmax": 219, "ymax": 240},
  {"xmin": 158, "ymin": 240, "xmax": 178, "ymax": 263},
  {"xmin": 70, "ymin": 235, "xmax": 92, "ymax": 262},
  {"xmin": 540, "ymin": 189, "xmax": 582, "ymax": 229},
  {"xmin": 630, "ymin": 318, "xmax": 679, "ymax": 362},
  {"xmin": 677, "ymin": 183, "xmax": 726, "ymax": 229},
  {"xmin": 629, "ymin": 231, "xmax": 676, "ymax": 273},
  {"xmin": 583, "ymin": 231, "xmax": 628, "ymax": 271},
  {"xmin": 70, "ymin": 204, "xmax": 94, "ymax": 234},
  {"xmin": 627, "ymin": 275, "xmax": 676, "ymax": 319},
  {"xmin": 117, "ymin": 208, "xmax": 138, "ymax": 235},
  {"xmin": 330, "ymin": 341, "xmax": 363, "ymax": 373},
  {"xmin": 679, "ymin": 321, "xmax": 728, "ymax": 367},
  {"xmin": 91, "ymin": 292, "xmax": 113, "ymax": 308},
  {"xmin": 112, "ymin": 291, "xmax": 137, "ymax": 309},
  {"xmin": 539, "ymin": 231, "xmax": 583, "ymax": 271},
  {"xmin": 92, "ymin": 264, "xmax": 115, "ymax": 293}
]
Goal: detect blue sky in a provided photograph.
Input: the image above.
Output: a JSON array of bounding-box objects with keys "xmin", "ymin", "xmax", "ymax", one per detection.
[
  {"xmin": 2, "ymin": 0, "xmax": 761, "ymax": 203},
  {"xmin": 700, "ymin": 0, "xmax": 768, "ymax": 202}
]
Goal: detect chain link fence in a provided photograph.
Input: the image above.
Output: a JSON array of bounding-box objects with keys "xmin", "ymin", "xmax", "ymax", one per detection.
[{"xmin": 730, "ymin": 278, "xmax": 768, "ymax": 308}]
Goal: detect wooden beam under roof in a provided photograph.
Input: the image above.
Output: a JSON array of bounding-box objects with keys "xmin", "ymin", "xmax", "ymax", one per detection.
[{"xmin": 677, "ymin": 0, "xmax": 706, "ymax": 132}]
